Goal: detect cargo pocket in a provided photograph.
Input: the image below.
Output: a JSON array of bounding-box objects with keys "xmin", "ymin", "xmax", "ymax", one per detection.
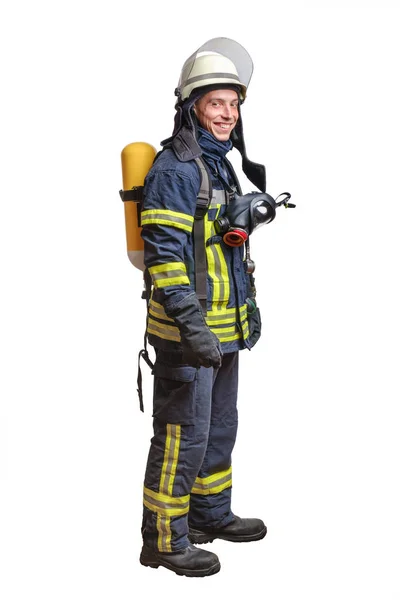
[{"xmin": 152, "ymin": 362, "xmax": 198, "ymax": 425}]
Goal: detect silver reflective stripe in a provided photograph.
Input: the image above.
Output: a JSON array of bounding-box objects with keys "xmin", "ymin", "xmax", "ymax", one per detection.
[
  {"xmin": 148, "ymin": 300, "xmax": 174, "ymax": 322},
  {"xmin": 185, "ymin": 72, "xmax": 240, "ymax": 86},
  {"xmin": 206, "ymin": 312, "xmax": 236, "ymax": 323},
  {"xmin": 210, "ymin": 189, "xmax": 227, "ymax": 206},
  {"xmin": 160, "ymin": 424, "xmax": 179, "ymax": 496},
  {"xmin": 147, "ymin": 318, "xmax": 181, "ymax": 341},
  {"xmin": 209, "ymin": 244, "xmax": 226, "ymax": 307},
  {"xmin": 192, "ymin": 467, "xmax": 233, "ymax": 495},
  {"xmin": 211, "ymin": 329, "xmax": 237, "ymax": 339},
  {"xmin": 151, "ymin": 268, "xmax": 186, "ymax": 282},
  {"xmin": 141, "ymin": 212, "xmax": 193, "ymax": 228},
  {"xmin": 143, "ymin": 492, "xmax": 190, "ymax": 513}
]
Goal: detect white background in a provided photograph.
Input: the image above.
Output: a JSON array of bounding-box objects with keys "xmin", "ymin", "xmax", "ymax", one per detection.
[{"xmin": 1, "ymin": 1, "xmax": 400, "ymax": 598}]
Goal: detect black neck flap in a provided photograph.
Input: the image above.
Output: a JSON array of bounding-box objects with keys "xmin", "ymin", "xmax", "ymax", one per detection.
[
  {"xmin": 169, "ymin": 126, "xmax": 203, "ymax": 162},
  {"xmin": 230, "ymin": 106, "xmax": 266, "ymax": 193}
]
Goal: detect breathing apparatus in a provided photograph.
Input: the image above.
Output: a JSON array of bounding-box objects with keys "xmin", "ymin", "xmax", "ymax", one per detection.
[
  {"xmin": 215, "ymin": 191, "xmax": 296, "ymax": 248},
  {"xmin": 119, "ymin": 38, "xmax": 295, "ymax": 276}
]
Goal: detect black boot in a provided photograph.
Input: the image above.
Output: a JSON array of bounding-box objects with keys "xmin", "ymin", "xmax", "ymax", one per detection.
[
  {"xmin": 188, "ymin": 515, "xmax": 267, "ymax": 544},
  {"xmin": 139, "ymin": 542, "xmax": 220, "ymax": 577}
]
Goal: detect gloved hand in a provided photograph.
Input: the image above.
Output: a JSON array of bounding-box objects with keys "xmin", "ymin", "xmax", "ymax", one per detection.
[{"xmin": 165, "ymin": 293, "xmax": 222, "ymax": 369}]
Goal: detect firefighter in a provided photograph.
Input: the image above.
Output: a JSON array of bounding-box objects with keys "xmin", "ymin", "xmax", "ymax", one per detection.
[{"xmin": 139, "ymin": 37, "xmax": 267, "ymax": 577}]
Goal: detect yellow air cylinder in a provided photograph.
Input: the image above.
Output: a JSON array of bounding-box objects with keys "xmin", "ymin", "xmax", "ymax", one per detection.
[{"xmin": 121, "ymin": 141, "xmax": 157, "ymax": 270}]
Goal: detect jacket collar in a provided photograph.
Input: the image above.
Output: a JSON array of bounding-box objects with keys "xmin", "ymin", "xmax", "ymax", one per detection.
[{"xmin": 197, "ymin": 127, "xmax": 232, "ymax": 162}]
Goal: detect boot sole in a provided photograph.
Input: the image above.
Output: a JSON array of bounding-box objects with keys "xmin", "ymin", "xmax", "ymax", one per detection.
[
  {"xmin": 140, "ymin": 553, "xmax": 221, "ymax": 577},
  {"xmin": 188, "ymin": 525, "xmax": 267, "ymax": 545}
]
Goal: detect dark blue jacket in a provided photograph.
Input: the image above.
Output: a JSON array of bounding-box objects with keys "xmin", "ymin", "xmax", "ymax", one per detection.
[{"xmin": 141, "ymin": 128, "xmax": 258, "ymax": 354}]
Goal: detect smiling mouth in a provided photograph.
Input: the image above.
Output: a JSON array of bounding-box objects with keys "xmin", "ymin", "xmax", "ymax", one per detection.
[{"xmin": 215, "ymin": 123, "xmax": 232, "ymax": 130}]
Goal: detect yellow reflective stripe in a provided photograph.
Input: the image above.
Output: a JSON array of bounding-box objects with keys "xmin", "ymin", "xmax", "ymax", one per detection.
[
  {"xmin": 192, "ymin": 479, "xmax": 232, "ymax": 495},
  {"xmin": 239, "ymin": 304, "xmax": 249, "ymax": 339},
  {"xmin": 205, "ymin": 218, "xmax": 229, "ymax": 309},
  {"xmin": 143, "ymin": 499, "xmax": 187, "ymax": 517},
  {"xmin": 170, "ymin": 427, "xmax": 181, "ymax": 496},
  {"xmin": 207, "ymin": 316, "xmax": 236, "ymax": 326},
  {"xmin": 148, "ymin": 299, "xmax": 174, "ymax": 322},
  {"xmin": 149, "ymin": 299, "xmax": 164, "ymax": 310},
  {"xmin": 239, "ymin": 304, "xmax": 247, "ymax": 316},
  {"xmin": 159, "ymin": 425, "xmax": 172, "ymax": 496},
  {"xmin": 148, "ymin": 307, "xmax": 245, "ymax": 342},
  {"xmin": 205, "ymin": 218, "xmax": 217, "ymax": 298},
  {"xmin": 206, "ymin": 305, "xmax": 250, "ymax": 342},
  {"xmin": 141, "ymin": 209, "xmax": 194, "ymax": 233},
  {"xmin": 207, "ymin": 306, "xmax": 236, "ymax": 317},
  {"xmin": 143, "ymin": 427, "xmax": 186, "ymax": 550},
  {"xmin": 147, "ymin": 318, "xmax": 181, "ymax": 342},
  {"xmin": 214, "ymin": 244, "xmax": 229, "ymax": 302},
  {"xmin": 206, "ymin": 309, "xmax": 237, "ymax": 327},
  {"xmin": 143, "ymin": 494, "xmax": 189, "ymax": 517},
  {"xmin": 157, "ymin": 514, "xmax": 171, "ymax": 553},
  {"xmin": 192, "ymin": 467, "xmax": 232, "ymax": 496},
  {"xmin": 149, "ymin": 262, "xmax": 186, "ymax": 274},
  {"xmin": 144, "ymin": 487, "xmax": 190, "ymax": 507},
  {"xmin": 160, "ymin": 424, "xmax": 181, "ymax": 497},
  {"xmin": 209, "ymin": 324, "xmax": 241, "ymax": 341},
  {"xmin": 157, "ymin": 424, "xmax": 182, "ymax": 552},
  {"xmin": 155, "ymin": 276, "xmax": 190, "ymax": 287},
  {"xmin": 149, "ymin": 262, "xmax": 190, "ymax": 289},
  {"xmin": 142, "ymin": 209, "xmax": 194, "ymax": 225},
  {"xmin": 196, "ymin": 467, "xmax": 232, "ymax": 486}
]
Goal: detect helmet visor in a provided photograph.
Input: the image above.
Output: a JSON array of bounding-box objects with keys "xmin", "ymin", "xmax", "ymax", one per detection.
[{"xmin": 177, "ymin": 37, "xmax": 253, "ymax": 99}]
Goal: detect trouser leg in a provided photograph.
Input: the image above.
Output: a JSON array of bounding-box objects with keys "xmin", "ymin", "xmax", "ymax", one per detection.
[
  {"xmin": 141, "ymin": 350, "xmax": 214, "ymax": 552},
  {"xmin": 189, "ymin": 352, "xmax": 239, "ymax": 529}
]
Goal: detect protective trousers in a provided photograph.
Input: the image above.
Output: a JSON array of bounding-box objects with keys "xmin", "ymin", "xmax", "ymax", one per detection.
[{"xmin": 142, "ymin": 350, "xmax": 239, "ymax": 552}]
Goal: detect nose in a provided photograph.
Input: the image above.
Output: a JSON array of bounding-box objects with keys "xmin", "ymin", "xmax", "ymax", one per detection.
[{"xmin": 222, "ymin": 103, "xmax": 233, "ymax": 120}]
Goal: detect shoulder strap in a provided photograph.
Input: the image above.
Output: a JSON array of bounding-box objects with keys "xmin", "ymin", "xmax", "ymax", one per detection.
[{"xmin": 193, "ymin": 157, "xmax": 212, "ymax": 315}]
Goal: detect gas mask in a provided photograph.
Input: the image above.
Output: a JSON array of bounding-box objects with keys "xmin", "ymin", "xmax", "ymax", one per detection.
[{"xmin": 214, "ymin": 191, "xmax": 295, "ymax": 247}]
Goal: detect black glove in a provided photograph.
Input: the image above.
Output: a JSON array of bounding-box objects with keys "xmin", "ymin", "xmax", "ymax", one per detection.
[{"xmin": 165, "ymin": 293, "xmax": 222, "ymax": 369}]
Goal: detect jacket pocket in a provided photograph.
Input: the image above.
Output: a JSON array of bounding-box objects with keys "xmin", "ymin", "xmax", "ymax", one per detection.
[
  {"xmin": 152, "ymin": 362, "xmax": 197, "ymax": 425},
  {"xmin": 247, "ymin": 307, "xmax": 262, "ymax": 349}
]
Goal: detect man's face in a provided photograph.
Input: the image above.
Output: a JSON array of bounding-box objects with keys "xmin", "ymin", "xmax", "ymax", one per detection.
[{"xmin": 194, "ymin": 89, "xmax": 239, "ymax": 142}]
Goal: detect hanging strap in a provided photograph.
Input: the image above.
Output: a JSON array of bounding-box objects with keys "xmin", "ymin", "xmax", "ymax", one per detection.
[
  {"xmin": 193, "ymin": 157, "xmax": 212, "ymax": 315},
  {"xmin": 136, "ymin": 268, "xmax": 154, "ymax": 412}
]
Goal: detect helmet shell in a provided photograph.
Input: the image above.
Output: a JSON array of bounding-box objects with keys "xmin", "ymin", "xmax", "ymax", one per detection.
[
  {"xmin": 180, "ymin": 52, "xmax": 246, "ymax": 101},
  {"xmin": 176, "ymin": 37, "xmax": 253, "ymax": 103}
]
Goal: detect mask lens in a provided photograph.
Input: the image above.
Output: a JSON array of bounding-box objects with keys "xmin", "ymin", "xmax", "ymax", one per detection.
[{"xmin": 251, "ymin": 199, "xmax": 275, "ymax": 231}]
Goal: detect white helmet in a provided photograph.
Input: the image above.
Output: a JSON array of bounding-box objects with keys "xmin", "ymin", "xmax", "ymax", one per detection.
[{"xmin": 175, "ymin": 37, "xmax": 253, "ymax": 103}]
